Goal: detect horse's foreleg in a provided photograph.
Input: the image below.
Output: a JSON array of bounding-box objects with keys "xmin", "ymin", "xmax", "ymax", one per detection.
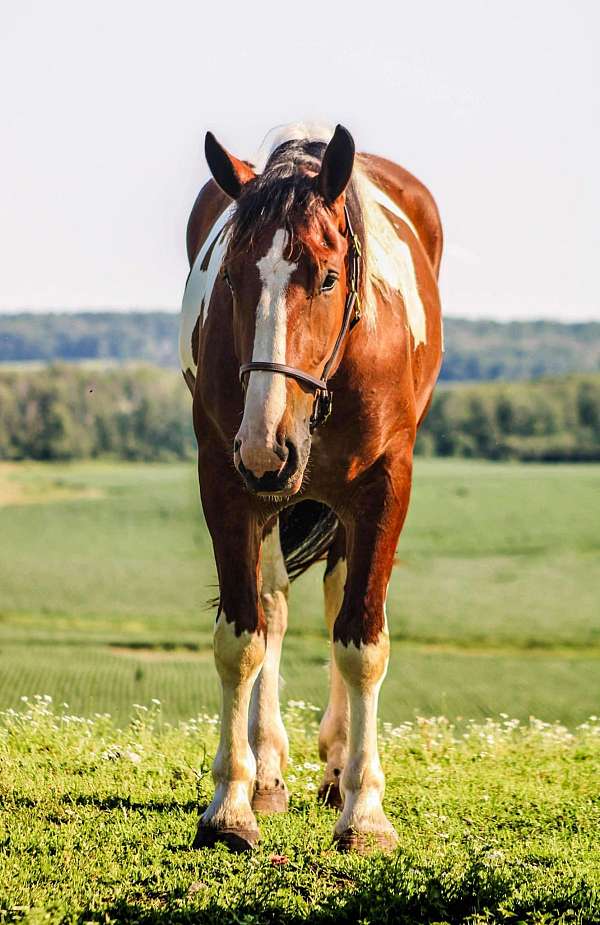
[
  {"xmin": 194, "ymin": 494, "xmax": 265, "ymax": 852},
  {"xmin": 249, "ymin": 519, "xmax": 290, "ymax": 813},
  {"xmin": 332, "ymin": 453, "xmax": 412, "ymax": 853},
  {"xmin": 318, "ymin": 527, "xmax": 348, "ymax": 809}
]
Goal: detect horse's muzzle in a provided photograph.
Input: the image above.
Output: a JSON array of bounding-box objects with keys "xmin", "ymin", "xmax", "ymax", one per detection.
[{"xmin": 235, "ymin": 439, "xmax": 302, "ymax": 496}]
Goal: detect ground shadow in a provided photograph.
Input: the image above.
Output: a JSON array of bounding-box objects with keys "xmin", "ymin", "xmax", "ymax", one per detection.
[
  {"xmin": 70, "ymin": 852, "xmax": 592, "ymax": 925},
  {"xmin": 62, "ymin": 794, "xmax": 199, "ymax": 813}
]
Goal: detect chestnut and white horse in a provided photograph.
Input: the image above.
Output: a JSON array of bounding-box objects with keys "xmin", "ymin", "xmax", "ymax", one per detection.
[{"xmin": 180, "ymin": 122, "xmax": 443, "ymax": 852}]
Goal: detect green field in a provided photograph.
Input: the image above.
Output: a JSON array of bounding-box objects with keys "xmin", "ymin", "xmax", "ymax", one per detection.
[
  {"xmin": 0, "ymin": 459, "xmax": 598, "ymax": 725},
  {"xmin": 1, "ymin": 459, "xmax": 600, "ymax": 923},
  {"xmin": 1, "ymin": 699, "xmax": 599, "ymax": 923}
]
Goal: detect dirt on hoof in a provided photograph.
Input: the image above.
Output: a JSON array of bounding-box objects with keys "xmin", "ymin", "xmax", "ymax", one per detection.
[
  {"xmin": 252, "ymin": 786, "xmax": 289, "ymax": 814},
  {"xmin": 317, "ymin": 781, "xmax": 343, "ymax": 809},
  {"xmin": 333, "ymin": 828, "xmax": 398, "ymax": 855},
  {"xmin": 192, "ymin": 822, "xmax": 259, "ymax": 852}
]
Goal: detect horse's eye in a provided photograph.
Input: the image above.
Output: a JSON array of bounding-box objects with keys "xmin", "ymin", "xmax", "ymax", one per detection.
[{"xmin": 321, "ymin": 271, "xmax": 338, "ymax": 293}]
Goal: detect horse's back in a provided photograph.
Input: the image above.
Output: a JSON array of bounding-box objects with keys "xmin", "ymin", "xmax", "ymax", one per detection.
[{"xmin": 358, "ymin": 154, "xmax": 443, "ymax": 279}]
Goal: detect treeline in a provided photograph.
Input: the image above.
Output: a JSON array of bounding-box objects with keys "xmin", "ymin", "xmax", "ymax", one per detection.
[
  {"xmin": 0, "ymin": 365, "xmax": 194, "ymax": 462},
  {"xmin": 1, "ymin": 312, "xmax": 600, "ymax": 381},
  {"xmin": 416, "ymin": 375, "xmax": 600, "ymax": 462},
  {"xmin": 1, "ymin": 365, "xmax": 599, "ymax": 463}
]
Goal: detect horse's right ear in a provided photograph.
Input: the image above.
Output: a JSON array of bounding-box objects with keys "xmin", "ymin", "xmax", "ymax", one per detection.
[{"xmin": 205, "ymin": 132, "xmax": 256, "ymax": 200}]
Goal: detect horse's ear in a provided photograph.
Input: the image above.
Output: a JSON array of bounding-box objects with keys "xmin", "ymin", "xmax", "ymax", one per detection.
[
  {"xmin": 205, "ymin": 132, "xmax": 256, "ymax": 200},
  {"xmin": 317, "ymin": 124, "xmax": 355, "ymax": 204}
]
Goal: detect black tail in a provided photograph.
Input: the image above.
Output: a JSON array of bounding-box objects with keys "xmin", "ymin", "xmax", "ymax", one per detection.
[{"xmin": 279, "ymin": 501, "xmax": 338, "ymax": 581}]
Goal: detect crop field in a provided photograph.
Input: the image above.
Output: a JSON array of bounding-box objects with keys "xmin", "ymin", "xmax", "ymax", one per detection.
[{"xmin": 0, "ymin": 459, "xmax": 599, "ymax": 725}]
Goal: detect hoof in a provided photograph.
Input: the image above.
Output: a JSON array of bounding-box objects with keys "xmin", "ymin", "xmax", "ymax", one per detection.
[
  {"xmin": 252, "ymin": 786, "xmax": 289, "ymax": 814},
  {"xmin": 192, "ymin": 822, "xmax": 259, "ymax": 853},
  {"xmin": 333, "ymin": 827, "xmax": 398, "ymax": 855},
  {"xmin": 317, "ymin": 781, "xmax": 343, "ymax": 809}
]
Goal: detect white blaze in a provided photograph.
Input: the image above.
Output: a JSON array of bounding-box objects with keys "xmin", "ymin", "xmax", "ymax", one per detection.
[{"xmin": 238, "ymin": 229, "xmax": 297, "ymax": 472}]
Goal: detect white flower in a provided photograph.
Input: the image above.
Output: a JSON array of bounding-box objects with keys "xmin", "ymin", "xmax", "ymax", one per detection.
[{"xmin": 303, "ymin": 762, "xmax": 320, "ymax": 772}]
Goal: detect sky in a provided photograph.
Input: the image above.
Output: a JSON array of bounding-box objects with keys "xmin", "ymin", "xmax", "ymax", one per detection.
[{"xmin": 0, "ymin": 0, "xmax": 598, "ymax": 321}]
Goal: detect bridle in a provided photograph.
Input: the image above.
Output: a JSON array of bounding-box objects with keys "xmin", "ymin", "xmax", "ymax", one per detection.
[{"xmin": 239, "ymin": 205, "xmax": 362, "ymax": 432}]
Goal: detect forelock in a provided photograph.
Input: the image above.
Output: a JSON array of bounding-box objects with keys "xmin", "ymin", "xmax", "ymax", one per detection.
[{"xmin": 227, "ymin": 141, "xmax": 329, "ymax": 258}]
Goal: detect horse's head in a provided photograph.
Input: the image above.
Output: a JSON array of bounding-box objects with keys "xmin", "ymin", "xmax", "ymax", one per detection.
[{"xmin": 205, "ymin": 125, "xmax": 356, "ymax": 498}]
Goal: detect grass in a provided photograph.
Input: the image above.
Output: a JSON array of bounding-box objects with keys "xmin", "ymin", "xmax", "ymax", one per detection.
[
  {"xmin": 0, "ymin": 460, "xmax": 599, "ymax": 724},
  {"xmin": 0, "ymin": 698, "xmax": 599, "ymax": 924},
  {"xmin": 1, "ymin": 460, "xmax": 599, "ymax": 922}
]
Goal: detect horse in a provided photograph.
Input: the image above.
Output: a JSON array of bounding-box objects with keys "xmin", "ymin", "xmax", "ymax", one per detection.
[{"xmin": 180, "ymin": 122, "xmax": 443, "ymax": 853}]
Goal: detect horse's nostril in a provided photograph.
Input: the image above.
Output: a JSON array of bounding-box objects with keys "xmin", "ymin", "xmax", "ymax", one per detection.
[
  {"xmin": 285, "ymin": 439, "xmax": 298, "ymax": 470},
  {"xmin": 273, "ymin": 438, "xmax": 288, "ymax": 463},
  {"xmin": 234, "ymin": 438, "xmax": 241, "ymax": 453}
]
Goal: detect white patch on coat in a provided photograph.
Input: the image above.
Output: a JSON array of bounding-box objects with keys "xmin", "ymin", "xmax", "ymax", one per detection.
[
  {"xmin": 179, "ymin": 203, "xmax": 234, "ymax": 374},
  {"xmin": 237, "ymin": 229, "xmax": 297, "ymax": 475},
  {"xmin": 352, "ymin": 167, "xmax": 427, "ymax": 346}
]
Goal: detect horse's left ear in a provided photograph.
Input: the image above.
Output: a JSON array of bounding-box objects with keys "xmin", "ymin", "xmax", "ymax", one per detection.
[
  {"xmin": 205, "ymin": 132, "xmax": 256, "ymax": 200},
  {"xmin": 317, "ymin": 124, "xmax": 355, "ymax": 204}
]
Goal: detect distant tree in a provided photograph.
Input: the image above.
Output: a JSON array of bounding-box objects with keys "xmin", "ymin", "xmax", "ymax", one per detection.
[{"xmin": 577, "ymin": 380, "xmax": 600, "ymax": 434}]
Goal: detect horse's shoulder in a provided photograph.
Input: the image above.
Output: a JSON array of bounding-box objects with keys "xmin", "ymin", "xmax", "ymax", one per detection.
[
  {"xmin": 180, "ymin": 182, "xmax": 234, "ymax": 386},
  {"xmin": 186, "ymin": 180, "xmax": 231, "ymax": 268},
  {"xmin": 357, "ymin": 153, "xmax": 443, "ymax": 279}
]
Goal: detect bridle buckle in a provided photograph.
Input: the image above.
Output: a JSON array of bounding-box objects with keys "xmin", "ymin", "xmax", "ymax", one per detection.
[{"xmin": 310, "ymin": 389, "xmax": 333, "ymax": 432}]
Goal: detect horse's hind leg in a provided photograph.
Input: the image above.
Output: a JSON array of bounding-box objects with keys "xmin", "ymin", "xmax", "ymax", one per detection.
[
  {"xmin": 249, "ymin": 518, "xmax": 290, "ymax": 813},
  {"xmin": 318, "ymin": 525, "xmax": 349, "ymax": 809}
]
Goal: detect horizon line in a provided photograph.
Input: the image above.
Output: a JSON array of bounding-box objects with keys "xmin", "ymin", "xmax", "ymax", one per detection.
[{"xmin": 0, "ymin": 307, "xmax": 598, "ymax": 326}]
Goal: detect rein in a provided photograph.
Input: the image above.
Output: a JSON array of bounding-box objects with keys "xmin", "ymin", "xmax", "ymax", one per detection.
[{"xmin": 239, "ymin": 205, "xmax": 362, "ymax": 432}]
